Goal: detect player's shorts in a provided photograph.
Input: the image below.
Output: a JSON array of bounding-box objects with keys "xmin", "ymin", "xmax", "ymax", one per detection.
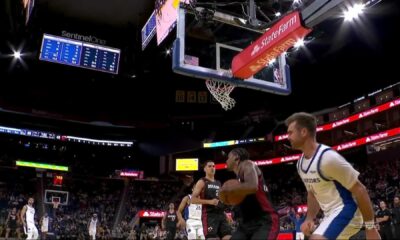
[
  {"xmin": 166, "ymin": 227, "xmax": 177, "ymax": 240},
  {"xmin": 89, "ymin": 228, "xmax": 96, "ymax": 239},
  {"xmin": 231, "ymin": 213, "xmax": 279, "ymax": 240},
  {"xmin": 7, "ymin": 222, "xmax": 17, "ymax": 230},
  {"xmin": 313, "ymin": 208, "xmax": 362, "ymax": 239},
  {"xmin": 41, "ymin": 225, "xmax": 49, "ymax": 233},
  {"xmin": 26, "ymin": 224, "xmax": 39, "ymax": 240},
  {"xmin": 202, "ymin": 212, "xmax": 231, "ymax": 238},
  {"xmin": 186, "ymin": 219, "xmax": 205, "ymax": 240}
]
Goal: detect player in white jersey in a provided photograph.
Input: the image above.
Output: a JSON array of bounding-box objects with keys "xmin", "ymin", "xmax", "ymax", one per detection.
[
  {"xmin": 40, "ymin": 212, "xmax": 49, "ymax": 240},
  {"xmin": 21, "ymin": 197, "xmax": 39, "ymax": 240},
  {"xmin": 177, "ymin": 187, "xmax": 205, "ymax": 240},
  {"xmin": 88, "ymin": 213, "xmax": 98, "ymax": 240},
  {"xmin": 285, "ymin": 112, "xmax": 381, "ymax": 240}
]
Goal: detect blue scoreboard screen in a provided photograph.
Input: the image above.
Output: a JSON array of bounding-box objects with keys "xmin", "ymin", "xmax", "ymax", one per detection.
[{"xmin": 39, "ymin": 34, "xmax": 120, "ymax": 74}]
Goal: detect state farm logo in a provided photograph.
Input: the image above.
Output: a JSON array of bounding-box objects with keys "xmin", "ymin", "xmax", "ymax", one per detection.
[
  {"xmin": 337, "ymin": 141, "xmax": 356, "ymax": 151},
  {"xmin": 389, "ymin": 99, "xmax": 400, "ymax": 108},
  {"xmin": 277, "ymin": 134, "xmax": 288, "ymax": 141},
  {"xmin": 140, "ymin": 210, "xmax": 165, "ymax": 218},
  {"xmin": 359, "ymin": 108, "xmax": 378, "ymax": 118},
  {"xmin": 332, "ymin": 118, "xmax": 349, "ymax": 128},
  {"xmin": 281, "ymin": 155, "xmax": 300, "ymax": 162},
  {"xmin": 256, "ymin": 160, "xmax": 273, "ymax": 166},
  {"xmin": 251, "ymin": 44, "xmax": 261, "ymax": 56},
  {"xmin": 366, "ymin": 133, "xmax": 388, "ymax": 143}
]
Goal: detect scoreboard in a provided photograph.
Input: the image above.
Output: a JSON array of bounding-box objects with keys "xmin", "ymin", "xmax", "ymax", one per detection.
[{"xmin": 39, "ymin": 34, "xmax": 120, "ymax": 74}]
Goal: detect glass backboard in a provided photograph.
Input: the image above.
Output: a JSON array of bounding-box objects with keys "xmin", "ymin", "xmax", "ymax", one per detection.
[{"xmin": 172, "ymin": 5, "xmax": 291, "ymax": 95}]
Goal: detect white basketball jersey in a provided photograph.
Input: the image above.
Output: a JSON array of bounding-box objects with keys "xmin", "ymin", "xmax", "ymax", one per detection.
[
  {"xmin": 297, "ymin": 144, "xmax": 362, "ymax": 219},
  {"xmin": 187, "ymin": 195, "xmax": 202, "ymax": 220},
  {"xmin": 89, "ymin": 218, "xmax": 97, "ymax": 230},
  {"xmin": 42, "ymin": 217, "xmax": 49, "ymax": 228},
  {"xmin": 26, "ymin": 205, "xmax": 35, "ymax": 225}
]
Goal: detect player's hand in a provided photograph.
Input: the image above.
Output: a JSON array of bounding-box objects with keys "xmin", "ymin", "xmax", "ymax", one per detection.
[
  {"xmin": 177, "ymin": 220, "xmax": 186, "ymax": 229},
  {"xmin": 209, "ymin": 198, "xmax": 219, "ymax": 206},
  {"xmin": 300, "ymin": 219, "xmax": 315, "ymax": 237},
  {"xmin": 366, "ymin": 228, "xmax": 381, "ymax": 240}
]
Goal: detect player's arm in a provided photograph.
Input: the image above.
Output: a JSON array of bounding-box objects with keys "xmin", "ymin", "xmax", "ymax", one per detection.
[
  {"xmin": 321, "ymin": 151, "xmax": 380, "ymax": 237},
  {"xmin": 190, "ymin": 179, "xmax": 217, "ymax": 205},
  {"xmin": 5, "ymin": 212, "xmax": 10, "ymax": 225},
  {"xmin": 161, "ymin": 213, "xmax": 166, "ymax": 230},
  {"xmin": 305, "ymin": 191, "xmax": 320, "ymax": 221},
  {"xmin": 87, "ymin": 220, "xmax": 90, "ymax": 230},
  {"xmin": 320, "ymin": 152, "xmax": 375, "ymax": 222},
  {"xmin": 20, "ymin": 206, "xmax": 27, "ymax": 226},
  {"xmin": 176, "ymin": 196, "xmax": 189, "ymax": 223},
  {"xmin": 222, "ymin": 161, "xmax": 258, "ymax": 195}
]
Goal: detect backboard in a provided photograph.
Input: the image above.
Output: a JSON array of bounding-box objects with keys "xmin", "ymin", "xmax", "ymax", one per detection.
[
  {"xmin": 44, "ymin": 189, "xmax": 69, "ymax": 206},
  {"xmin": 172, "ymin": 4, "xmax": 291, "ymax": 95}
]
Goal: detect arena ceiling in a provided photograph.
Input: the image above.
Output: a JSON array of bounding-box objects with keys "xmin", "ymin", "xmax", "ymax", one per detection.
[{"xmin": 0, "ymin": 0, "xmax": 399, "ymax": 139}]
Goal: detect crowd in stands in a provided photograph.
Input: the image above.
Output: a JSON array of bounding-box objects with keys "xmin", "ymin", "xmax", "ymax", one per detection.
[{"xmin": 1, "ymin": 153, "xmax": 399, "ymax": 239}]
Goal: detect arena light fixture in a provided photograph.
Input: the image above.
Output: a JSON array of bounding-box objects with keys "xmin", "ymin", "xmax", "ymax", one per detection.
[
  {"xmin": 13, "ymin": 51, "xmax": 21, "ymax": 59},
  {"xmin": 294, "ymin": 39, "xmax": 305, "ymax": 48},
  {"xmin": 343, "ymin": 3, "xmax": 365, "ymax": 22},
  {"xmin": 16, "ymin": 160, "xmax": 69, "ymax": 171}
]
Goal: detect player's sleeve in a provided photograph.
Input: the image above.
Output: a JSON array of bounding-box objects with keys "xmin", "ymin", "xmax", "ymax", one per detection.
[{"xmin": 319, "ymin": 150, "xmax": 359, "ymax": 190}]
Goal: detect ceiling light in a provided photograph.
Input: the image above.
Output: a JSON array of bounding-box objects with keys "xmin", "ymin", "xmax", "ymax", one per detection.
[
  {"xmin": 344, "ymin": 3, "xmax": 365, "ymax": 22},
  {"xmin": 13, "ymin": 51, "xmax": 21, "ymax": 59}
]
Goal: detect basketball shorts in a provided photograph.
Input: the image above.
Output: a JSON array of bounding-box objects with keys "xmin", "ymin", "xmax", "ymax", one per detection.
[
  {"xmin": 186, "ymin": 219, "xmax": 205, "ymax": 239},
  {"xmin": 231, "ymin": 214, "xmax": 279, "ymax": 240},
  {"xmin": 26, "ymin": 224, "xmax": 39, "ymax": 240},
  {"xmin": 313, "ymin": 208, "xmax": 362, "ymax": 239},
  {"xmin": 202, "ymin": 212, "xmax": 231, "ymax": 238},
  {"xmin": 166, "ymin": 227, "xmax": 177, "ymax": 240}
]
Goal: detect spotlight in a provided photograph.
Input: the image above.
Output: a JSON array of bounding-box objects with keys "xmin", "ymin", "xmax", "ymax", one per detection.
[
  {"xmin": 343, "ymin": 3, "xmax": 365, "ymax": 22},
  {"xmin": 13, "ymin": 51, "xmax": 21, "ymax": 59},
  {"xmin": 294, "ymin": 39, "xmax": 305, "ymax": 48}
]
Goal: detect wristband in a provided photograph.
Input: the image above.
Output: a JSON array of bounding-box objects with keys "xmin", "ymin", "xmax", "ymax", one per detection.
[{"xmin": 364, "ymin": 220, "xmax": 375, "ymax": 230}]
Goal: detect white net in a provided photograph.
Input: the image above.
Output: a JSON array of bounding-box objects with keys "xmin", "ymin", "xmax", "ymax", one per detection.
[
  {"xmin": 52, "ymin": 202, "xmax": 59, "ymax": 209},
  {"xmin": 206, "ymin": 79, "xmax": 236, "ymax": 111}
]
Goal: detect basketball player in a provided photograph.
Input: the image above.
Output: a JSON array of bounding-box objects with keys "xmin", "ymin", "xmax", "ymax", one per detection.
[
  {"xmin": 222, "ymin": 148, "xmax": 279, "ymax": 240},
  {"xmin": 177, "ymin": 186, "xmax": 205, "ymax": 239},
  {"xmin": 21, "ymin": 197, "xmax": 39, "ymax": 240},
  {"xmin": 162, "ymin": 203, "xmax": 178, "ymax": 240},
  {"xmin": 40, "ymin": 212, "xmax": 49, "ymax": 240},
  {"xmin": 5, "ymin": 207, "xmax": 18, "ymax": 239},
  {"xmin": 285, "ymin": 112, "xmax": 381, "ymax": 240},
  {"xmin": 88, "ymin": 213, "xmax": 98, "ymax": 240},
  {"xmin": 191, "ymin": 160, "xmax": 231, "ymax": 240}
]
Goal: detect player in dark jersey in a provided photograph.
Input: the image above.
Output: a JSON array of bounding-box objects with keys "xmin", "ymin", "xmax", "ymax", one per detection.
[
  {"xmin": 5, "ymin": 207, "xmax": 18, "ymax": 239},
  {"xmin": 191, "ymin": 160, "xmax": 231, "ymax": 239},
  {"xmin": 222, "ymin": 148, "xmax": 279, "ymax": 240},
  {"xmin": 162, "ymin": 203, "xmax": 178, "ymax": 240}
]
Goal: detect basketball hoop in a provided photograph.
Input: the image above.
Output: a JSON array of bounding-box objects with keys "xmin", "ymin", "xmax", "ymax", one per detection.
[
  {"xmin": 206, "ymin": 79, "xmax": 236, "ymax": 111},
  {"xmin": 51, "ymin": 196, "xmax": 60, "ymax": 209}
]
